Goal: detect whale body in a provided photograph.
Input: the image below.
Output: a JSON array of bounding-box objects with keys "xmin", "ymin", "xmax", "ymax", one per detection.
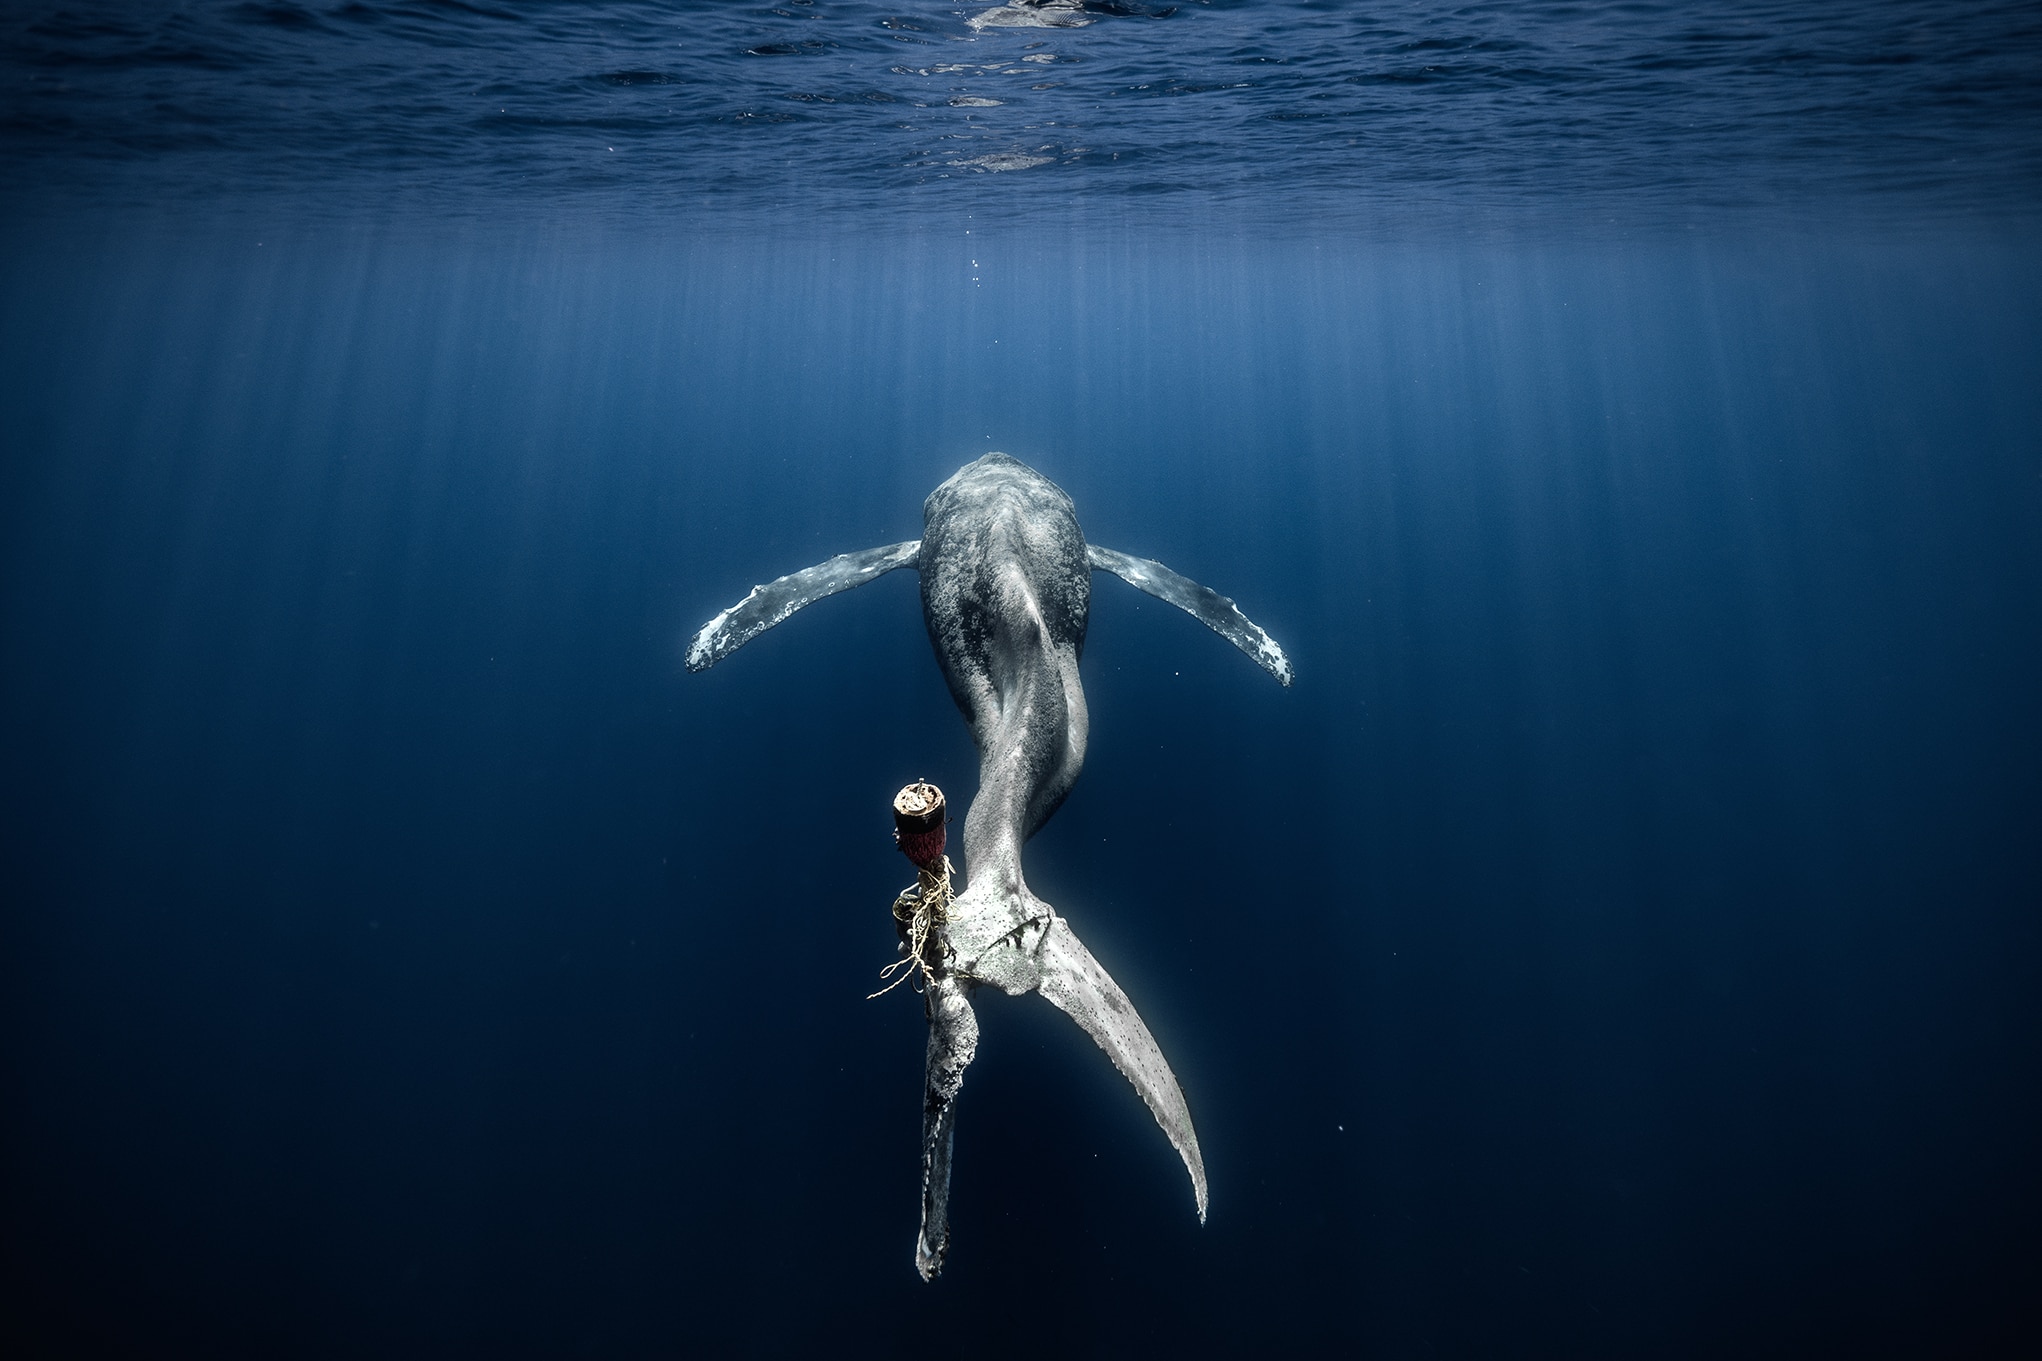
[{"xmin": 687, "ymin": 453, "xmax": 1291, "ymax": 1277}]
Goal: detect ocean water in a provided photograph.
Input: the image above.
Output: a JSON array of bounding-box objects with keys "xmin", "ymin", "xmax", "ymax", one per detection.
[
  {"xmin": 3, "ymin": 4, "xmax": 2041, "ymax": 1359},
  {"xmin": 7, "ymin": 0, "xmax": 2042, "ymax": 224}
]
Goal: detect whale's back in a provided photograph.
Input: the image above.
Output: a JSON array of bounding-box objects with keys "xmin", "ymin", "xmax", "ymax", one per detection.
[{"xmin": 918, "ymin": 454, "xmax": 1090, "ymax": 722}]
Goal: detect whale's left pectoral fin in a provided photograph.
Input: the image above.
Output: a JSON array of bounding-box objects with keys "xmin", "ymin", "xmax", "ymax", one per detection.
[
  {"xmin": 1087, "ymin": 544, "xmax": 1293, "ymax": 687},
  {"xmin": 685, "ymin": 540, "xmax": 921, "ymax": 672},
  {"xmin": 1037, "ymin": 916, "xmax": 1209, "ymax": 1222}
]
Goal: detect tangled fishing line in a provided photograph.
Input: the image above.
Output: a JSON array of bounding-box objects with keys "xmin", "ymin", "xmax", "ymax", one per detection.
[{"xmin": 869, "ymin": 855, "xmax": 955, "ymax": 999}]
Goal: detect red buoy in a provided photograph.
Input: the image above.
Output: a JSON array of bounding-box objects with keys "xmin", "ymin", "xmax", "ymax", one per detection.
[{"xmin": 893, "ymin": 782, "xmax": 947, "ymax": 869}]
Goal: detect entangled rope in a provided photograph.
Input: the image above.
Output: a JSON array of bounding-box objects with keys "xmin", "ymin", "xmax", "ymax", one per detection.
[{"xmin": 868, "ymin": 855, "xmax": 955, "ymax": 999}]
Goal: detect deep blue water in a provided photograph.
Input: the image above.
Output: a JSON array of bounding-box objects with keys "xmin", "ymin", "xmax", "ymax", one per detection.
[{"xmin": 5, "ymin": 4, "xmax": 2042, "ymax": 1360}]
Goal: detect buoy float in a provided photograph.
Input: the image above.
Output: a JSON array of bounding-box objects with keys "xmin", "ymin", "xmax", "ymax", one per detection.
[
  {"xmin": 893, "ymin": 781, "xmax": 947, "ymax": 869},
  {"xmin": 871, "ymin": 781, "xmax": 954, "ymax": 1000}
]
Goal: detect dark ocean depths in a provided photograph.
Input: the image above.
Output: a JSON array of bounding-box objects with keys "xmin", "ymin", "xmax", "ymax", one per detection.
[{"xmin": 4, "ymin": 3, "xmax": 2042, "ymax": 1359}]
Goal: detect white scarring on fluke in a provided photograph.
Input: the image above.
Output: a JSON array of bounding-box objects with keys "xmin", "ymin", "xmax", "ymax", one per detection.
[{"xmin": 686, "ymin": 453, "xmax": 1293, "ymax": 1279}]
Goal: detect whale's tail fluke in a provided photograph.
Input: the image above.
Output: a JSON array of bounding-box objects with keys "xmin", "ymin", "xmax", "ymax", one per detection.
[
  {"xmin": 938, "ymin": 882, "xmax": 1209, "ymax": 1245},
  {"xmin": 912, "ymin": 901, "xmax": 1206, "ymax": 1279},
  {"xmin": 916, "ymin": 972, "xmax": 978, "ymax": 1281},
  {"xmin": 1037, "ymin": 913, "xmax": 1209, "ymax": 1221}
]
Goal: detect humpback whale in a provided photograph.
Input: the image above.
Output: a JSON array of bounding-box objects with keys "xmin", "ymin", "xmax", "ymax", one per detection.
[{"xmin": 686, "ymin": 453, "xmax": 1291, "ymax": 1278}]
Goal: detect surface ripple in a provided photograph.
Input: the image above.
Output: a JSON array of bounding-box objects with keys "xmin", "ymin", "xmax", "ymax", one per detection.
[{"xmin": 3, "ymin": 1, "xmax": 2039, "ymax": 225}]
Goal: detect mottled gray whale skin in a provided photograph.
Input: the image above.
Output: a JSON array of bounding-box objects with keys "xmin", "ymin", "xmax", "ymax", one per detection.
[
  {"xmin": 686, "ymin": 452, "xmax": 1292, "ymax": 1279},
  {"xmin": 919, "ymin": 455, "xmax": 1091, "ymax": 876}
]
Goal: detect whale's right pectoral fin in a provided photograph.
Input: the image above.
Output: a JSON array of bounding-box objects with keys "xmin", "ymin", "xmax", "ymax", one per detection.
[
  {"xmin": 1087, "ymin": 544, "xmax": 1293, "ymax": 687},
  {"xmin": 1037, "ymin": 915, "xmax": 1209, "ymax": 1223},
  {"xmin": 685, "ymin": 540, "xmax": 921, "ymax": 672}
]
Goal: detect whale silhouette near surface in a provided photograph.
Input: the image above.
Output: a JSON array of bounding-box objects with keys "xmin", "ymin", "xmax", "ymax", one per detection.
[{"xmin": 687, "ymin": 453, "xmax": 1292, "ymax": 1278}]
